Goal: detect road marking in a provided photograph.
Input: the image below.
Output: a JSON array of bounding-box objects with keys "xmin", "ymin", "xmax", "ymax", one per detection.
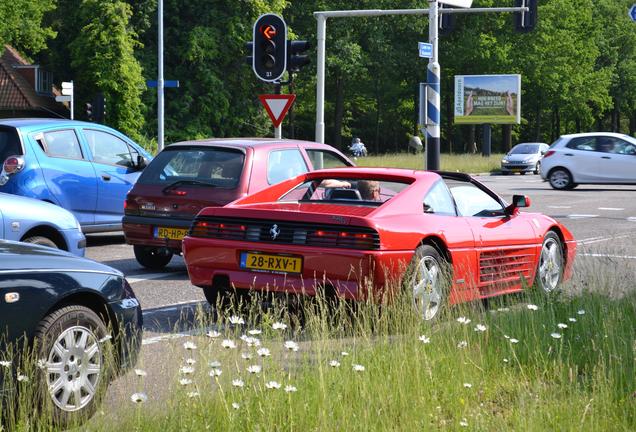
[
  {"xmin": 580, "ymin": 253, "xmax": 636, "ymax": 260},
  {"xmin": 577, "ymin": 233, "xmax": 636, "ymax": 245},
  {"xmin": 127, "ymin": 272, "xmax": 179, "ymax": 284},
  {"xmin": 597, "ymin": 207, "xmax": 624, "ymax": 211},
  {"xmin": 628, "ymin": 217, "xmax": 636, "ymax": 222},
  {"xmin": 567, "ymin": 214, "xmax": 598, "ymax": 219},
  {"xmin": 142, "ymin": 300, "xmax": 205, "ymax": 316},
  {"xmin": 142, "ymin": 333, "xmax": 190, "ymax": 346},
  {"xmin": 548, "ymin": 205, "xmax": 571, "ymax": 209}
]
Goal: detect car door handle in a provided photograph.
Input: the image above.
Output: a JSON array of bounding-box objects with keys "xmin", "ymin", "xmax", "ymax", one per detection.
[
  {"xmin": 101, "ymin": 174, "xmax": 111, "ymax": 181},
  {"xmin": 564, "ymin": 153, "xmax": 574, "ymax": 156},
  {"xmin": 601, "ymin": 156, "xmax": 611, "ymax": 159}
]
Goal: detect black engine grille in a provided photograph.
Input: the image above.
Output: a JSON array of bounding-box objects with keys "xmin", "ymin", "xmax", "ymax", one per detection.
[{"xmin": 189, "ymin": 216, "xmax": 381, "ymax": 250}]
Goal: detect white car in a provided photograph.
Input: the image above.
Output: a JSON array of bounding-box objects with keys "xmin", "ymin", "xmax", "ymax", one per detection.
[
  {"xmin": 501, "ymin": 142, "xmax": 549, "ymax": 175},
  {"xmin": 540, "ymin": 132, "xmax": 636, "ymax": 190}
]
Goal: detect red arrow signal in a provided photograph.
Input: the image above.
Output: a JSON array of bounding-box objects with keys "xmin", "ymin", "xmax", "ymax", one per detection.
[
  {"xmin": 260, "ymin": 25, "xmax": 277, "ymax": 40},
  {"xmin": 259, "ymin": 94, "xmax": 296, "ymax": 128}
]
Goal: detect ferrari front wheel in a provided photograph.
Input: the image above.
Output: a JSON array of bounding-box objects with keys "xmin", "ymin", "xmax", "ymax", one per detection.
[
  {"xmin": 405, "ymin": 245, "xmax": 450, "ymax": 321},
  {"xmin": 535, "ymin": 231, "xmax": 564, "ymax": 293}
]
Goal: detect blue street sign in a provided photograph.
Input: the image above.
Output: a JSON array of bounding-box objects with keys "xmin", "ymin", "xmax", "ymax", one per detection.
[
  {"xmin": 418, "ymin": 42, "xmax": 433, "ymax": 58},
  {"xmin": 146, "ymin": 80, "xmax": 180, "ymax": 88},
  {"xmin": 630, "ymin": 4, "xmax": 636, "ymax": 22}
]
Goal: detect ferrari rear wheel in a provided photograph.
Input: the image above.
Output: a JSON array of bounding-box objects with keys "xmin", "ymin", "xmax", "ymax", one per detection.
[
  {"xmin": 535, "ymin": 231, "xmax": 564, "ymax": 293},
  {"xmin": 405, "ymin": 245, "xmax": 450, "ymax": 321}
]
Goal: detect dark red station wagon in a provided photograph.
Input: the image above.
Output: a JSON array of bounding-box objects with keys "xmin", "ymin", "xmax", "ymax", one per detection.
[{"xmin": 123, "ymin": 138, "xmax": 354, "ymax": 268}]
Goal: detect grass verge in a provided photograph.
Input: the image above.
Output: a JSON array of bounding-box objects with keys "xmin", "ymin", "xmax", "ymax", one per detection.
[{"xmin": 356, "ymin": 152, "xmax": 504, "ymax": 174}]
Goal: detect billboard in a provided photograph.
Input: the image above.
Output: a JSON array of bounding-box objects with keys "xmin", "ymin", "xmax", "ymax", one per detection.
[{"xmin": 454, "ymin": 74, "xmax": 521, "ymax": 124}]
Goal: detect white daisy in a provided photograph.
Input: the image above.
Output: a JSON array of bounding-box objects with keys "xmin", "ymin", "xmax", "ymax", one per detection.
[
  {"xmin": 248, "ymin": 329, "xmax": 262, "ymax": 335},
  {"xmin": 209, "ymin": 368, "xmax": 222, "ymax": 377},
  {"xmin": 550, "ymin": 333, "xmax": 562, "ymax": 339},
  {"xmin": 272, "ymin": 322, "xmax": 287, "ymax": 330},
  {"xmin": 557, "ymin": 323, "xmax": 568, "ymax": 329},
  {"xmin": 568, "ymin": 317, "xmax": 577, "ymax": 322},
  {"xmin": 17, "ymin": 374, "xmax": 28, "ymax": 382},
  {"xmin": 577, "ymin": 309, "xmax": 585, "ymax": 315},
  {"xmin": 460, "ymin": 418, "xmax": 468, "ymax": 427},
  {"xmin": 185, "ymin": 358, "xmax": 196, "ymax": 365},
  {"xmin": 510, "ymin": 338, "xmax": 519, "ymax": 344},
  {"xmin": 257, "ymin": 348, "xmax": 271, "ymax": 357},
  {"xmin": 134, "ymin": 369, "xmax": 147, "ymax": 377},
  {"xmin": 463, "ymin": 383, "xmax": 472, "ymax": 388},
  {"xmin": 179, "ymin": 378, "xmax": 193, "ymax": 386},
  {"xmin": 232, "ymin": 402, "xmax": 240, "ymax": 410},
  {"xmin": 457, "ymin": 341, "xmax": 468, "ymax": 349},
  {"xmin": 329, "ymin": 360, "xmax": 341, "ymax": 368},
  {"xmin": 206, "ymin": 330, "xmax": 221, "ymax": 338},
  {"xmin": 503, "ymin": 358, "xmax": 509, "ymax": 363},
  {"xmin": 474, "ymin": 324, "xmax": 487, "ymax": 332},
  {"xmin": 352, "ymin": 364, "xmax": 365, "ymax": 372},
  {"xmin": 247, "ymin": 365, "xmax": 261, "ymax": 374},
  {"xmin": 504, "ymin": 335, "xmax": 510, "ymax": 339},
  {"xmin": 241, "ymin": 352, "xmax": 252, "ymax": 360},
  {"xmin": 418, "ymin": 335, "xmax": 431, "ymax": 344},
  {"xmin": 131, "ymin": 392, "xmax": 148, "ymax": 403},
  {"xmin": 229, "ymin": 315, "xmax": 245, "ymax": 325},
  {"xmin": 341, "ymin": 351, "xmax": 349, "ymax": 357},
  {"xmin": 265, "ymin": 381, "xmax": 281, "ymax": 389},
  {"xmin": 284, "ymin": 341, "xmax": 299, "ymax": 352},
  {"xmin": 456, "ymin": 316, "xmax": 471, "ymax": 325},
  {"xmin": 222, "ymin": 339, "xmax": 237, "ymax": 349},
  {"xmin": 232, "ymin": 379, "xmax": 245, "ymax": 388},
  {"xmin": 526, "ymin": 304, "xmax": 539, "ymax": 311},
  {"xmin": 36, "ymin": 359, "xmax": 47, "ymax": 370},
  {"xmin": 187, "ymin": 391, "xmax": 199, "ymax": 398},
  {"xmin": 284, "ymin": 385, "xmax": 297, "ymax": 393},
  {"xmin": 208, "ymin": 360, "xmax": 222, "ymax": 368},
  {"xmin": 179, "ymin": 366, "xmax": 195, "ymax": 375},
  {"xmin": 0, "ymin": 361, "xmax": 11, "ymax": 368},
  {"xmin": 183, "ymin": 341, "xmax": 197, "ymax": 351}
]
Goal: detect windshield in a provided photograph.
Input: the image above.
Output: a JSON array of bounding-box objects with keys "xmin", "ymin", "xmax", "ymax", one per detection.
[
  {"xmin": 137, "ymin": 146, "xmax": 244, "ymax": 188},
  {"xmin": 510, "ymin": 144, "xmax": 540, "ymax": 154},
  {"xmin": 279, "ymin": 177, "xmax": 412, "ymax": 206}
]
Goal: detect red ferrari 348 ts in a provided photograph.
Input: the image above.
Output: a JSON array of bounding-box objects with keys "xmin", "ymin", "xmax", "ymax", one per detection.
[{"xmin": 182, "ymin": 168, "xmax": 576, "ymax": 320}]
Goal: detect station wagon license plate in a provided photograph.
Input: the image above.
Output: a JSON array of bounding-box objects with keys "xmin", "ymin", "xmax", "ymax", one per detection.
[
  {"xmin": 240, "ymin": 252, "xmax": 302, "ymax": 274},
  {"xmin": 154, "ymin": 226, "xmax": 188, "ymax": 240}
]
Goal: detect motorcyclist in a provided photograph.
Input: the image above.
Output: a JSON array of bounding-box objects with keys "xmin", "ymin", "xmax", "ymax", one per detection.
[{"xmin": 349, "ymin": 137, "xmax": 367, "ymax": 157}]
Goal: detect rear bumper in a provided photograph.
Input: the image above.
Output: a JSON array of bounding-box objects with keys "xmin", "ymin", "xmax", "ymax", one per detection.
[
  {"xmin": 123, "ymin": 215, "xmax": 193, "ymax": 251},
  {"xmin": 183, "ymin": 237, "xmax": 413, "ymax": 300}
]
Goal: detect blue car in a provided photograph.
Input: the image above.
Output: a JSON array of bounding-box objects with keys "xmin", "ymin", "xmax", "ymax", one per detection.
[
  {"xmin": 0, "ymin": 192, "xmax": 86, "ymax": 256},
  {"xmin": 0, "ymin": 119, "xmax": 152, "ymax": 233}
]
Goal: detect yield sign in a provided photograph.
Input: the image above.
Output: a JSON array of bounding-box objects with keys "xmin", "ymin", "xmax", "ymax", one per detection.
[{"xmin": 258, "ymin": 94, "xmax": 296, "ymax": 128}]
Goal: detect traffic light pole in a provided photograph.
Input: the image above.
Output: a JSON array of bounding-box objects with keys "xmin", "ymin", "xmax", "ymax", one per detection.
[
  {"xmin": 157, "ymin": 0, "xmax": 165, "ymax": 152},
  {"xmin": 313, "ymin": 4, "xmax": 527, "ymax": 169}
]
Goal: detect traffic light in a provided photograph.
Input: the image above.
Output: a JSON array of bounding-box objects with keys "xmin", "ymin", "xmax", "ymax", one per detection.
[
  {"xmin": 514, "ymin": 0, "xmax": 537, "ymax": 32},
  {"xmin": 93, "ymin": 94, "xmax": 105, "ymax": 123},
  {"xmin": 85, "ymin": 102, "xmax": 93, "ymax": 121},
  {"xmin": 252, "ymin": 13, "xmax": 287, "ymax": 82},
  {"xmin": 287, "ymin": 40, "xmax": 311, "ymax": 73},
  {"xmin": 439, "ymin": 12, "xmax": 455, "ymax": 36}
]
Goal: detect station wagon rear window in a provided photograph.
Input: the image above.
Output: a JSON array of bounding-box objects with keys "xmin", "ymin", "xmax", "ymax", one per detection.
[
  {"xmin": 0, "ymin": 127, "xmax": 23, "ymax": 161},
  {"xmin": 137, "ymin": 146, "xmax": 244, "ymax": 188},
  {"xmin": 279, "ymin": 177, "xmax": 412, "ymax": 206}
]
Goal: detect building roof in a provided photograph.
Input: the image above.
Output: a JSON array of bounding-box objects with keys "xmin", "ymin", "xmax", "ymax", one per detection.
[{"xmin": 0, "ymin": 45, "xmax": 67, "ymax": 116}]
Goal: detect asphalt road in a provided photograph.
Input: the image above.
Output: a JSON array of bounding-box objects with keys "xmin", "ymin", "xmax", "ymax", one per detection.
[{"xmin": 87, "ymin": 172, "xmax": 636, "ymax": 413}]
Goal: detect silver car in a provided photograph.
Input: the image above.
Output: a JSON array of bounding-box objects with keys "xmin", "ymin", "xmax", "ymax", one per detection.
[
  {"xmin": 501, "ymin": 142, "xmax": 549, "ymax": 175},
  {"xmin": 540, "ymin": 132, "xmax": 636, "ymax": 190}
]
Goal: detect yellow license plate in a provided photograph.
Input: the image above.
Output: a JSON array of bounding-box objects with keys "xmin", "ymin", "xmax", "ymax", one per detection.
[
  {"xmin": 154, "ymin": 226, "xmax": 188, "ymax": 240},
  {"xmin": 240, "ymin": 252, "xmax": 302, "ymax": 274}
]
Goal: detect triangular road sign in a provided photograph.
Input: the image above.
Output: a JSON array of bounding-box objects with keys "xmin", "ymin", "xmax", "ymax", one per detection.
[{"xmin": 258, "ymin": 94, "xmax": 296, "ymax": 128}]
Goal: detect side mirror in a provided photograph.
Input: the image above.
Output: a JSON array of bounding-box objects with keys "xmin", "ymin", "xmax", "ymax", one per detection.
[
  {"xmin": 506, "ymin": 194, "xmax": 530, "ymax": 215},
  {"xmin": 136, "ymin": 155, "xmax": 148, "ymax": 170}
]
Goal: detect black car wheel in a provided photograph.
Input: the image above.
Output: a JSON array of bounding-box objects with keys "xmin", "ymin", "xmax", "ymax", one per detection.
[
  {"xmin": 34, "ymin": 305, "xmax": 111, "ymax": 428},
  {"xmin": 134, "ymin": 245, "xmax": 173, "ymax": 269},
  {"xmin": 548, "ymin": 168, "xmax": 576, "ymax": 190},
  {"xmin": 403, "ymin": 245, "xmax": 451, "ymax": 321},
  {"xmin": 23, "ymin": 236, "xmax": 58, "ymax": 249},
  {"xmin": 534, "ymin": 162, "xmax": 541, "ymax": 175}
]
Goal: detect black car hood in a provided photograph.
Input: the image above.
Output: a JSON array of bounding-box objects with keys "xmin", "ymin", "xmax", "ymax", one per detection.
[{"xmin": 0, "ymin": 240, "xmax": 121, "ymax": 276}]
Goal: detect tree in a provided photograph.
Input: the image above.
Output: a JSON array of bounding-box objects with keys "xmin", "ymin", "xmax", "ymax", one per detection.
[
  {"xmin": 0, "ymin": 0, "xmax": 56, "ymax": 55},
  {"xmin": 70, "ymin": 0, "xmax": 145, "ymax": 140}
]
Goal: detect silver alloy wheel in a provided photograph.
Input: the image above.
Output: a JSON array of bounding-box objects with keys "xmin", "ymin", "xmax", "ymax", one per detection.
[
  {"xmin": 549, "ymin": 169, "xmax": 570, "ymax": 189},
  {"xmin": 539, "ymin": 237, "xmax": 562, "ymax": 292},
  {"xmin": 412, "ymin": 255, "xmax": 443, "ymax": 321},
  {"xmin": 45, "ymin": 325, "xmax": 102, "ymax": 412}
]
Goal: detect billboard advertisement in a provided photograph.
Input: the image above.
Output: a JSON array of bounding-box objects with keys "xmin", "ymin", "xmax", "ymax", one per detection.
[{"xmin": 454, "ymin": 74, "xmax": 521, "ymax": 124}]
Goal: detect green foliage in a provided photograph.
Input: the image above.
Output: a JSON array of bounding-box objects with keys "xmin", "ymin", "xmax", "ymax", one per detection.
[
  {"xmin": 69, "ymin": 0, "xmax": 145, "ymax": 141},
  {"xmin": 0, "ymin": 0, "xmax": 56, "ymax": 55}
]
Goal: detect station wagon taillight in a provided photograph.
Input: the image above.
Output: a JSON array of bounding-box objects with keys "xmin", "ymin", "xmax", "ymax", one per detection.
[{"xmin": 2, "ymin": 155, "xmax": 24, "ymax": 175}]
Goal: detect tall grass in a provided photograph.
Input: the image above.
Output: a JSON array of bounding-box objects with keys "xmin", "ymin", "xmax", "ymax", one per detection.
[
  {"xmin": 357, "ymin": 152, "xmax": 504, "ymax": 173},
  {"xmin": 2, "ymin": 257, "xmax": 635, "ymax": 431}
]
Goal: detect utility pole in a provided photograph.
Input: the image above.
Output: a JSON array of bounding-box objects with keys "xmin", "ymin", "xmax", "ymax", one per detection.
[{"xmin": 157, "ymin": 0, "xmax": 165, "ymax": 152}]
